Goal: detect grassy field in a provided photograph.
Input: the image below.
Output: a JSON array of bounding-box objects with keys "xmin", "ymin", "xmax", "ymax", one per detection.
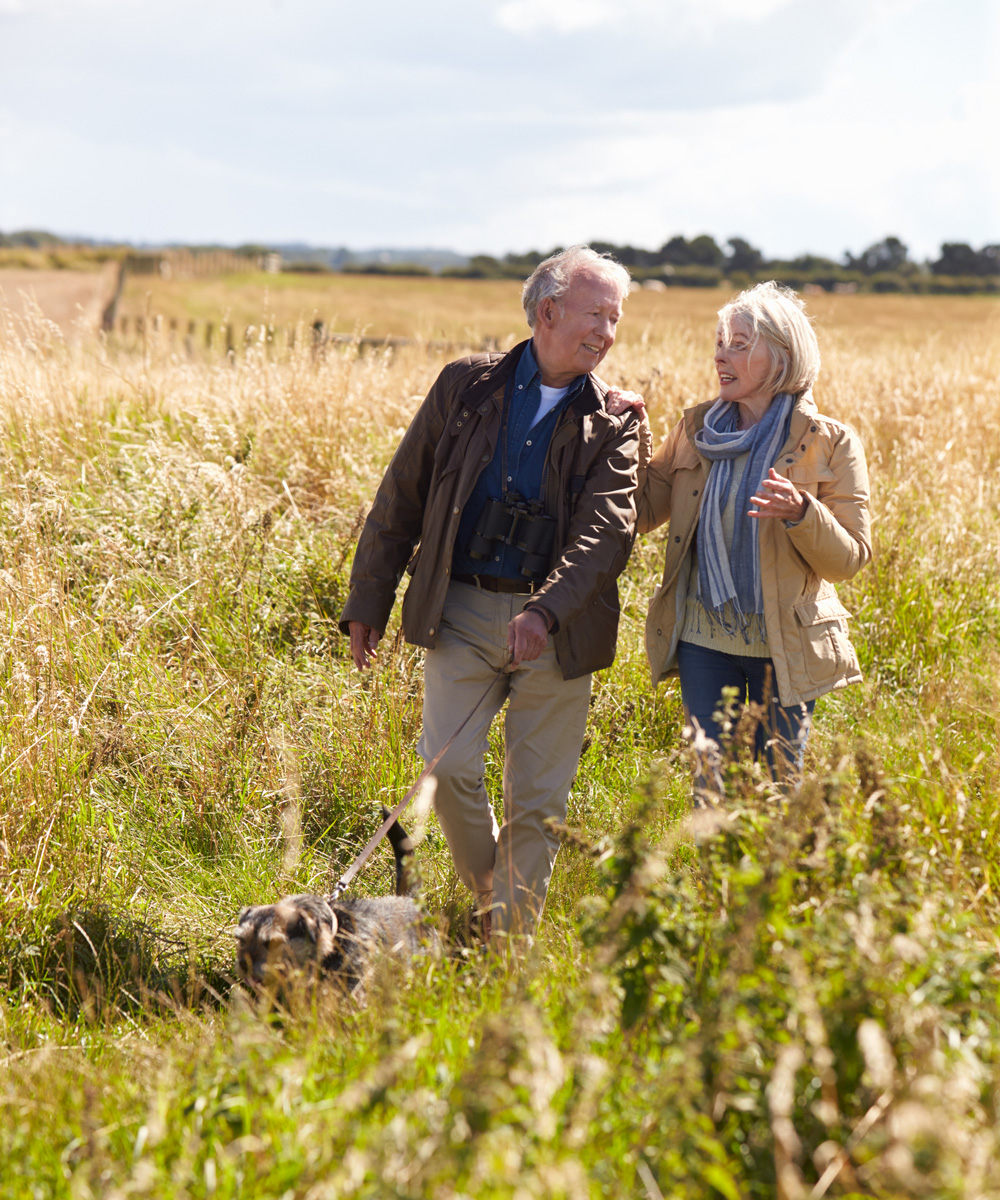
[
  {"xmin": 115, "ymin": 269, "xmax": 1000, "ymax": 348},
  {"xmin": 1, "ymin": 278, "xmax": 999, "ymax": 1198}
]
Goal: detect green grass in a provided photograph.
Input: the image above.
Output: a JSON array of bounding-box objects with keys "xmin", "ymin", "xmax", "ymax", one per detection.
[{"xmin": 0, "ymin": 289, "xmax": 999, "ymax": 1197}]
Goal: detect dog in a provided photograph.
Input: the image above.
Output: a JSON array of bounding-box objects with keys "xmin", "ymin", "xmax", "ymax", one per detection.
[{"xmin": 233, "ymin": 811, "xmax": 437, "ymax": 996}]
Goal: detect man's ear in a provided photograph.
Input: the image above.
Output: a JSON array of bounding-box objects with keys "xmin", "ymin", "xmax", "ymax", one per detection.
[{"xmin": 538, "ymin": 297, "xmax": 558, "ymax": 328}]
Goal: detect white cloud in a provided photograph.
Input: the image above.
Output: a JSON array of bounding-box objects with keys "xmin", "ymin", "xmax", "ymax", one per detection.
[
  {"xmin": 667, "ymin": 0, "xmax": 797, "ymax": 33},
  {"xmin": 254, "ymin": 59, "xmax": 347, "ymax": 99},
  {"xmin": 494, "ymin": 0, "xmax": 619, "ymax": 35},
  {"xmin": 3, "ymin": 0, "xmax": 138, "ymax": 9},
  {"xmin": 423, "ymin": 54, "xmax": 998, "ymax": 261},
  {"xmin": 493, "ymin": 0, "xmax": 801, "ymax": 39},
  {"xmin": 699, "ymin": 0, "xmax": 794, "ymax": 14}
]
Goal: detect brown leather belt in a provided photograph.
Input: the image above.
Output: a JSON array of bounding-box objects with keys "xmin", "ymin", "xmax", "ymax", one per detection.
[{"xmin": 452, "ymin": 572, "xmax": 538, "ymax": 595}]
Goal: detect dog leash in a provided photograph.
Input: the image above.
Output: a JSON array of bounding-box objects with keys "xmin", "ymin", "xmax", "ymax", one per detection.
[{"xmin": 329, "ymin": 659, "xmax": 509, "ymax": 900}]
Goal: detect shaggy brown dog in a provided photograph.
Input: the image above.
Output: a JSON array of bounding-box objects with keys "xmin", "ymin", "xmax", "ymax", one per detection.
[{"xmin": 233, "ymin": 814, "xmax": 437, "ymax": 995}]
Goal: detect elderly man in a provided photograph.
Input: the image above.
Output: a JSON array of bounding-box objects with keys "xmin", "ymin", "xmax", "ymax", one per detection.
[{"xmin": 340, "ymin": 245, "xmax": 639, "ymax": 937}]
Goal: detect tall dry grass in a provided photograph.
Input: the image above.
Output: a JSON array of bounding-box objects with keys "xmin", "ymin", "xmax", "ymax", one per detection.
[{"xmin": 0, "ymin": 282, "xmax": 998, "ymax": 1198}]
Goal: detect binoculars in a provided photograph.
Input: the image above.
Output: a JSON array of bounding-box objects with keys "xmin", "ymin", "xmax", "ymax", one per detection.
[{"xmin": 467, "ymin": 494, "xmax": 557, "ymax": 580}]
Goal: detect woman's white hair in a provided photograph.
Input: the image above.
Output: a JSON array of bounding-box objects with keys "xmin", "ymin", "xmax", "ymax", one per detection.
[
  {"xmin": 522, "ymin": 245, "xmax": 631, "ymax": 329},
  {"xmin": 718, "ymin": 280, "xmax": 821, "ymax": 397}
]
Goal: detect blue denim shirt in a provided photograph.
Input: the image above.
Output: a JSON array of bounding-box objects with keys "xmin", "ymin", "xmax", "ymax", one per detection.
[{"xmin": 452, "ymin": 341, "xmax": 586, "ymax": 579}]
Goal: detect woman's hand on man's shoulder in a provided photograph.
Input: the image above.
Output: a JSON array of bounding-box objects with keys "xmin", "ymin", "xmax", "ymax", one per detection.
[{"xmin": 606, "ymin": 387, "xmax": 647, "ymax": 419}]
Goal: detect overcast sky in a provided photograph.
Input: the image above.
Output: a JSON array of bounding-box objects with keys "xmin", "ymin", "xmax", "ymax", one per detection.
[{"xmin": 1, "ymin": 0, "xmax": 997, "ymax": 261}]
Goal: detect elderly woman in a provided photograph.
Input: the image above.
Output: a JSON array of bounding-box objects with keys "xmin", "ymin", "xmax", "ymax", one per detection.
[{"xmin": 614, "ymin": 281, "xmax": 871, "ymax": 784}]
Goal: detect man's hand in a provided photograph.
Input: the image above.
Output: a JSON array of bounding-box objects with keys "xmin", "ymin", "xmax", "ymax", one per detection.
[
  {"xmin": 749, "ymin": 468, "xmax": 807, "ymax": 522},
  {"xmin": 348, "ymin": 621, "xmax": 380, "ymax": 670},
  {"xmin": 507, "ymin": 608, "xmax": 550, "ymax": 666}
]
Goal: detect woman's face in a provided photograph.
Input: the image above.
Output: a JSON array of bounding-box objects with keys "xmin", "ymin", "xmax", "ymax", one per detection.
[{"xmin": 714, "ymin": 316, "xmax": 775, "ymax": 407}]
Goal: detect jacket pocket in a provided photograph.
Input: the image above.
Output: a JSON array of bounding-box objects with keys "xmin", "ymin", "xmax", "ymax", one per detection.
[
  {"xmin": 786, "ymin": 462, "xmax": 835, "ymax": 498},
  {"xmin": 793, "ymin": 595, "xmax": 853, "ymax": 683}
]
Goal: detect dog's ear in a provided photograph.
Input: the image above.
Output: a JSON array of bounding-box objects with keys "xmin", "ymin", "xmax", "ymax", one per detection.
[
  {"xmin": 287, "ymin": 910, "xmax": 319, "ymax": 943},
  {"xmin": 309, "ymin": 900, "xmax": 339, "ymax": 941},
  {"xmin": 286, "ymin": 899, "xmax": 337, "ymax": 944},
  {"xmin": 233, "ymin": 907, "xmax": 255, "ymax": 936},
  {"xmin": 314, "ymin": 899, "xmax": 338, "ymax": 941}
]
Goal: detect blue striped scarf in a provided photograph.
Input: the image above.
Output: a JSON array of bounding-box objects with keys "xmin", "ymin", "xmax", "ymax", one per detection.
[{"xmin": 694, "ymin": 394, "xmax": 794, "ymax": 639}]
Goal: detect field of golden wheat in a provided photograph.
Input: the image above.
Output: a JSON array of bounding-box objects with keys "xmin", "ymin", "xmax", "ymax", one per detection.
[{"xmin": 0, "ymin": 276, "xmax": 998, "ymax": 1198}]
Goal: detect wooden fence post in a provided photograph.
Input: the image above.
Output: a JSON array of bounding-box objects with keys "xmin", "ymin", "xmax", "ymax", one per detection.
[
  {"xmin": 101, "ymin": 260, "xmax": 126, "ymax": 332},
  {"xmin": 311, "ymin": 320, "xmax": 325, "ymax": 358}
]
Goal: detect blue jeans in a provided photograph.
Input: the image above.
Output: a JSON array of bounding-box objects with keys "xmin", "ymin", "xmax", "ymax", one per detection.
[{"xmin": 677, "ymin": 641, "xmax": 815, "ymax": 783}]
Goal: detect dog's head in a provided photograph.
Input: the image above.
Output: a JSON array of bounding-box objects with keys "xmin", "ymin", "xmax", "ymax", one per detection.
[{"xmin": 233, "ymin": 894, "xmax": 339, "ymax": 987}]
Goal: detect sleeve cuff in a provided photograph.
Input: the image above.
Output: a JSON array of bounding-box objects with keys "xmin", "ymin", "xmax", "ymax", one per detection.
[{"xmin": 524, "ymin": 602, "xmax": 559, "ymax": 634}]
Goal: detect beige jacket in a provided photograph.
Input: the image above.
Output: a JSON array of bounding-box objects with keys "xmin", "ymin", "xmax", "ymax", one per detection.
[{"xmin": 639, "ymin": 394, "xmax": 872, "ymax": 706}]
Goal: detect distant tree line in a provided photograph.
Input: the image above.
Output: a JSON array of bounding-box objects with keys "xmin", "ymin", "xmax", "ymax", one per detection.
[
  {"xmin": 442, "ymin": 235, "xmax": 1000, "ymax": 294},
  {"xmin": 0, "ymin": 229, "xmax": 60, "ymax": 249},
  {"xmin": 2, "ymin": 229, "xmax": 998, "ymax": 293}
]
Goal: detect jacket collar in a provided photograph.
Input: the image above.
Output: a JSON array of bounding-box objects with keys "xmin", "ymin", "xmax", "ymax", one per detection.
[
  {"xmin": 460, "ymin": 340, "xmax": 524, "ymax": 409},
  {"xmin": 787, "ymin": 390, "xmax": 819, "ymax": 443},
  {"xmin": 466, "ymin": 339, "xmax": 604, "ymax": 417}
]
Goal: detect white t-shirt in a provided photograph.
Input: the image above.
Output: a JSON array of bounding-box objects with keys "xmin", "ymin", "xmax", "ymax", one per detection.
[{"xmin": 531, "ymin": 383, "xmax": 570, "ymax": 429}]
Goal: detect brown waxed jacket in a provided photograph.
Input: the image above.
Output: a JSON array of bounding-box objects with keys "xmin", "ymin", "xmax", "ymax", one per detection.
[
  {"xmin": 339, "ymin": 341, "xmax": 641, "ymax": 680},
  {"xmin": 640, "ymin": 393, "xmax": 872, "ymax": 706}
]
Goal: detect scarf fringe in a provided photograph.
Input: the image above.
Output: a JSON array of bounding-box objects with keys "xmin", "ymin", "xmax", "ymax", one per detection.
[{"xmin": 698, "ymin": 598, "xmax": 768, "ymax": 645}]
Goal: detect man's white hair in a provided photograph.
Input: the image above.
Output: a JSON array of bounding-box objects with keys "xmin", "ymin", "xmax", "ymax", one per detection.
[
  {"xmin": 522, "ymin": 245, "xmax": 631, "ymax": 329},
  {"xmin": 718, "ymin": 280, "xmax": 821, "ymax": 397}
]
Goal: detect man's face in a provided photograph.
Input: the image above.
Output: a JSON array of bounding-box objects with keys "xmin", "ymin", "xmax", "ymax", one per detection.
[{"xmin": 532, "ymin": 269, "xmax": 624, "ymax": 387}]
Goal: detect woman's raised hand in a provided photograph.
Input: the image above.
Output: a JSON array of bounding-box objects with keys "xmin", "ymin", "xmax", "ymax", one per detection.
[{"xmin": 749, "ymin": 468, "xmax": 808, "ymax": 522}]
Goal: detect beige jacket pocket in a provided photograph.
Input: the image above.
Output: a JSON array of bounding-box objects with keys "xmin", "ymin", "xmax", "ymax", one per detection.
[
  {"xmin": 787, "ymin": 462, "xmax": 835, "ymax": 498},
  {"xmin": 793, "ymin": 595, "xmax": 854, "ymax": 684}
]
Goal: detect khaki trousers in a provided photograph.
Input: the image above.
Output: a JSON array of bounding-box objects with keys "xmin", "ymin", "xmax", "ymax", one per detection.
[{"xmin": 418, "ymin": 581, "xmax": 592, "ymax": 935}]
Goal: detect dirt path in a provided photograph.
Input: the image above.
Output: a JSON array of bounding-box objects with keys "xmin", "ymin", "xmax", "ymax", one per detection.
[{"xmin": 0, "ymin": 263, "xmax": 121, "ymax": 338}]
